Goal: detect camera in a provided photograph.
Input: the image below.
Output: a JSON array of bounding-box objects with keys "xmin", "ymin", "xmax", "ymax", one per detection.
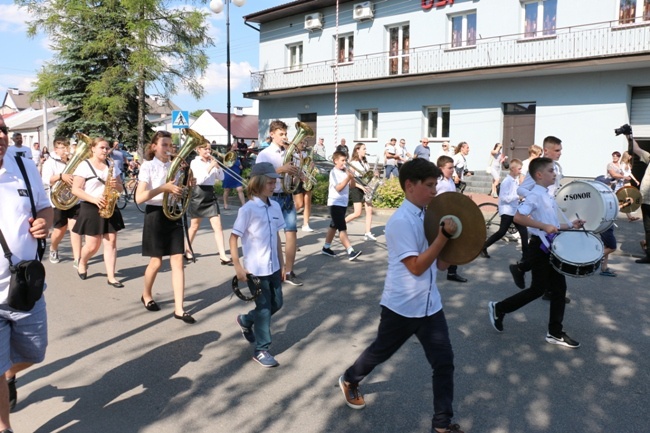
[{"xmin": 614, "ymin": 124, "xmax": 633, "ymax": 136}]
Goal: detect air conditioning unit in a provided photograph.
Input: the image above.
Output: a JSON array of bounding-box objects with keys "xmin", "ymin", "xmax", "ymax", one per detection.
[
  {"xmin": 304, "ymin": 13, "xmax": 324, "ymax": 30},
  {"xmin": 353, "ymin": 1, "xmax": 374, "ymax": 21}
]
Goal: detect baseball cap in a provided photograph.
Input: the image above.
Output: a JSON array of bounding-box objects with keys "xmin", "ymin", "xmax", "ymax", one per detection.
[{"xmin": 250, "ymin": 162, "xmax": 280, "ymax": 178}]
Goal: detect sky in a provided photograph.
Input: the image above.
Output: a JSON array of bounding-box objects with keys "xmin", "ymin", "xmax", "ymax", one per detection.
[{"xmin": 0, "ymin": 0, "xmax": 288, "ymax": 113}]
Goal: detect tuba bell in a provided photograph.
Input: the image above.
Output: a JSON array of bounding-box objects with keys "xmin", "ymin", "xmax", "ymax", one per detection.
[
  {"xmin": 50, "ymin": 132, "xmax": 93, "ymax": 210},
  {"xmin": 281, "ymin": 122, "xmax": 315, "ymax": 194},
  {"xmin": 161, "ymin": 128, "xmax": 206, "ymax": 220}
]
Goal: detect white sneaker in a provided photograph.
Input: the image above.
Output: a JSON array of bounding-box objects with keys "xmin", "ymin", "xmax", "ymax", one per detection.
[
  {"xmin": 301, "ymin": 225, "xmax": 314, "ymax": 232},
  {"xmin": 49, "ymin": 250, "xmax": 60, "ymax": 264},
  {"xmin": 364, "ymin": 232, "xmax": 377, "ymax": 241}
]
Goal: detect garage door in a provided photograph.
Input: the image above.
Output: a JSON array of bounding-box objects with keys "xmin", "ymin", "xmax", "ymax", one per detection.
[{"xmin": 631, "ymin": 86, "xmax": 650, "ymax": 138}]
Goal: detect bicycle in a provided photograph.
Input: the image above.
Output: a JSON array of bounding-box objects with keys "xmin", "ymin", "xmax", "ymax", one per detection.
[
  {"xmin": 477, "ymin": 202, "xmax": 517, "ymax": 239},
  {"xmin": 116, "ymin": 177, "xmax": 145, "ymax": 212}
]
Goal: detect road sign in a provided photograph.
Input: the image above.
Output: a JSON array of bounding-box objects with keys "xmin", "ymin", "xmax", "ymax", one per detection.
[{"xmin": 172, "ymin": 110, "xmax": 189, "ymax": 129}]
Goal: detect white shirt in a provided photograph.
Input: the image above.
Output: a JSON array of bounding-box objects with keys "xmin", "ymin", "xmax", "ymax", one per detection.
[
  {"xmin": 385, "ymin": 144, "xmax": 397, "ymax": 166},
  {"xmin": 637, "ymin": 148, "xmax": 650, "ymax": 205},
  {"xmin": 0, "ymin": 155, "xmax": 51, "ymax": 304},
  {"xmin": 380, "ymin": 199, "xmax": 442, "ymax": 318},
  {"xmin": 498, "ymin": 174, "xmax": 520, "ymax": 216},
  {"xmin": 32, "ymin": 148, "xmax": 42, "ymax": 166},
  {"xmin": 138, "ymin": 157, "xmax": 171, "ymax": 206},
  {"xmin": 313, "ymin": 143, "xmax": 326, "ymax": 159},
  {"xmin": 255, "ymin": 143, "xmax": 284, "ymax": 193},
  {"xmin": 453, "ymin": 153, "xmax": 467, "ymax": 180},
  {"xmin": 190, "ymin": 156, "xmax": 223, "ymax": 186},
  {"xmin": 328, "ymin": 167, "xmax": 350, "ymax": 206},
  {"xmin": 436, "ymin": 177, "xmax": 456, "ymax": 195},
  {"xmin": 73, "ymin": 160, "xmax": 121, "ymax": 200},
  {"xmin": 231, "ymin": 196, "xmax": 285, "ymax": 277},
  {"xmin": 518, "ymin": 161, "xmax": 563, "ymax": 198},
  {"xmin": 41, "ymin": 155, "xmax": 67, "ymax": 191},
  {"xmin": 6, "ymin": 145, "xmax": 34, "ymax": 161},
  {"xmin": 517, "ymin": 184, "xmax": 560, "ymax": 239}
]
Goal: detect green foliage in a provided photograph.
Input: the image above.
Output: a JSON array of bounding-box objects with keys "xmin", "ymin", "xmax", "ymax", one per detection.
[
  {"xmin": 310, "ymin": 174, "xmax": 330, "ymax": 205},
  {"xmin": 17, "ymin": 0, "xmax": 213, "ymax": 149},
  {"xmin": 191, "ymin": 109, "xmax": 206, "ymax": 118},
  {"xmin": 372, "ymin": 177, "xmax": 405, "ymax": 208}
]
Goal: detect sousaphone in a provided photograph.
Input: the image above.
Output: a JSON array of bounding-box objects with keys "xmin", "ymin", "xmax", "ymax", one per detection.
[{"xmin": 424, "ymin": 192, "xmax": 486, "ymax": 265}]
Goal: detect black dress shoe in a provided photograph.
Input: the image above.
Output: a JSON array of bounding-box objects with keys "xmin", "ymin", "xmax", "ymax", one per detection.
[
  {"xmin": 174, "ymin": 312, "xmax": 196, "ymax": 324},
  {"xmin": 220, "ymin": 258, "xmax": 233, "ymax": 266},
  {"xmin": 184, "ymin": 252, "xmax": 195, "ymax": 263},
  {"xmin": 107, "ymin": 280, "xmax": 124, "ymax": 288},
  {"xmin": 141, "ymin": 296, "xmax": 161, "ymax": 312},
  {"xmin": 78, "ymin": 271, "xmax": 87, "ymax": 280},
  {"xmin": 447, "ymin": 274, "xmax": 468, "ymax": 283},
  {"xmin": 635, "ymin": 256, "xmax": 650, "ymax": 264},
  {"xmin": 8, "ymin": 376, "xmax": 16, "ymax": 411},
  {"xmin": 480, "ymin": 248, "xmax": 490, "ymax": 258}
]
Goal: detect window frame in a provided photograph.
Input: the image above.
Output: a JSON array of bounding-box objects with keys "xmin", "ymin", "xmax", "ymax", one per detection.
[
  {"xmin": 521, "ymin": 0, "xmax": 557, "ymax": 38},
  {"xmin": 386, "ymin": 23, "xmax": 410, "ymax": 75},
  {"xmin": 287, "ymin": 42, "xmax": 303, "ymax": 71},
  {"xmin": 449, "ymin": 10, "xmax": 477, "ymax": 48},
  {"xmin": 618, "ymin": 0, "xmax": 650, "ymax": 25},
  {"xmin": 335, "ymin": 33, "xmax": 354, "ymax": 64},
  {"xmin": 357, "ymin": 109, "xmax": 379, "ymax": 141},
  {"xmin": 424, "ymin": 106, "xmax": 451, "ymax": 141}
]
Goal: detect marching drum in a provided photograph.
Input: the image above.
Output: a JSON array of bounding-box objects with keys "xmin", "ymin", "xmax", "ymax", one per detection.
[
  {"xmin": 549, "ymin": 231, "xmax": 604, "ymax": 277},
  {"xmin": 555, "ymin": 180, "xmax": 618, "ymax": 233}
]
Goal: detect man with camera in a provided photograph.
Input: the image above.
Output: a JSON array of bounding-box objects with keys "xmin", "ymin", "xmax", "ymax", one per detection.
[
  {"xmin": 616, "ymin": 124, "xmax": 650, "ymax": 264},
  {"xmin": 0, "ymin": 114, "xmax": 52, "ymax": 433}
]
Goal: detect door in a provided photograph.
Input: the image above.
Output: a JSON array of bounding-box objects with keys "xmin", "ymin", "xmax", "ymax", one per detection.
[
  {"xmin": 502, "ymin": 102, "xmax": 536, "ymax": 162},
  {"xmin": 298, "ymin": 112, "xmax": 317, "ymax": 148}
]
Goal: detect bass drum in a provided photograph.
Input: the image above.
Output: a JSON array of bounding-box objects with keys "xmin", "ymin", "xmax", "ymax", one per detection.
[
  {"xmin": 550, "ymin": 231, "xmax": 604, "ymax": 278},
  {"xmin": 555, "ymin": 180, "xmax": 617, "ymax": 233}
]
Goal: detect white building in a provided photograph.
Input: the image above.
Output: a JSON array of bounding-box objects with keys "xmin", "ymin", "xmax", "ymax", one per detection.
[{"xmin": 243, "ymin": 0, "xmax": 650, "ymax": 179}]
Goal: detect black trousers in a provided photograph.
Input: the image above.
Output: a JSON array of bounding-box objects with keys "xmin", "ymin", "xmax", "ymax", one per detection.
[
  {"xmin": 496, "ymin": 236, "xmax": 567, "ymax": 336},
  {"xmin": 642, "ymin": 203, "xmax": 650, "ymax": 258},
  {"xmin": 344, "ymin": 307, "xmax": 455, "ymax": 430},
  {"xmin": 484, "ymin": 214, "xmax": 529, "ymax": 261}
]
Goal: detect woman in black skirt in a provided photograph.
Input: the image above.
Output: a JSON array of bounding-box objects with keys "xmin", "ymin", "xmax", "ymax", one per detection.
[
  {"xmin": 135, "ymin": 131, "xmax": 195, "ymax": 324},
  {"xmin": 71, "ymin": 137, "xmax": 125, "ymax": 286},
  {"xmin": 186, "ymin": 142, "xmax": 232, "ymax": 264}
]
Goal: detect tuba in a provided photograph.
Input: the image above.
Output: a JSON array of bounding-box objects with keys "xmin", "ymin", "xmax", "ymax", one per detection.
[
  {"xmin": 50, "ymin": 132, "xmax": 93, "ymax": 210},
  {"xmin": 281, "ymin": 122, "xmax": 314, "ymax": 194},
  {"xmin": 162, "ymin": 128, "xmax": 206, "ymax": 220},
  {"xmin": 301, "ymin": 146, "xmax": 319, "ymax": 192},
  {"xmin": 98, "ymin": 159, "xmax": 120, "ymax": 219}
]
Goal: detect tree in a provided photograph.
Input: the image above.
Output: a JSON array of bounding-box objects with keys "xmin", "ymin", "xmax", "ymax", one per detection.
[{"xmin": 18, "ymin": 0, "xmax": 213, "ymax": 152}]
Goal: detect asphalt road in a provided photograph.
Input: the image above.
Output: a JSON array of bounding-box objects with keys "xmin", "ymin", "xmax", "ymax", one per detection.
[{"xmin": 10, "ymin": 196, "xmax": 650, "ymax": 433}]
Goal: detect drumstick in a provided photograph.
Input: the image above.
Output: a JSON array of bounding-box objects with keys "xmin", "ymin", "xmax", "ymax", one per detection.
[{"xmin": 575, "ymin": 213, "xmax": 588, "ymax": 237}]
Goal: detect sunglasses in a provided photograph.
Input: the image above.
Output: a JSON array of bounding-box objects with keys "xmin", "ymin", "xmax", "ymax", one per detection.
[{"xmin": 0, "ymin": 126, "xmax": 8, "ymax": 135}]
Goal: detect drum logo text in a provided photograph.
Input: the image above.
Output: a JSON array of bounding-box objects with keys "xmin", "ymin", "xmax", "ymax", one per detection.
[{"xmin": 564, "ymin": 192, "xmax": 591, "ymax": 201}]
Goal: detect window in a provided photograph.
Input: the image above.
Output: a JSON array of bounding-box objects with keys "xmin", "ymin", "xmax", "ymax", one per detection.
[
  {"xmin": 450, "ymin": 11, "xmax": 477, "ymax": 48},
  {"xmin": 287, "ymin": 43, "xmax": 303, "ymax": 70},
  {"xmin": 336, "ymin": 34, "xmax": 354, "ymax": 63},
  {"xmin": 523, "ymin": 0, "xmax": 557, "ymax": 37},
  {"xmin": 387, "ymin": 25, "xmax": 410, "ymax": 75},
  {"xmin": 619, "ymin": 0, "xmax": 650, "ymax": 24},
  {"xmin": 425, "ymin": 106, "xmax": 450, "ymax": 139},
  {"xmin": 357, "ymin": 110, "xmax": 378, "ymax": 140}
]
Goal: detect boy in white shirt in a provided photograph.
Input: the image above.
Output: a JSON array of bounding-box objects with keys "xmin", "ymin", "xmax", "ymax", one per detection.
[
  {"xmin": 481, "ymin": 159, "xmax": 529, "ymax": 260},
  {"xmin": 321, "ymin": 151, "xmax": 361, "ymax": 260}
]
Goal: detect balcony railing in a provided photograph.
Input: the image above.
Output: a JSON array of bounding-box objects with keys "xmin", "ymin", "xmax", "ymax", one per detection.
[{"xmin": 250, "ymin": 20, "xmax": 650, "ymax": 93}]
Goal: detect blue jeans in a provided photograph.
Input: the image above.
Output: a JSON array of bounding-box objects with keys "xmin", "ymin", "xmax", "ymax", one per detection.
[
  {"xmin": 385, "ymin": 165, "xmax": 398, "ymax": 180},
  {"xmin": 240, "ymin": 270, "xmax": 283, "ymax": 352},
  {"xmin": 270, "ymin": 194, "xmax": 297, "ymax": 232},
  {"xmin": 344, "ymin": 307, "xmax": 455, "ymax": 431}
]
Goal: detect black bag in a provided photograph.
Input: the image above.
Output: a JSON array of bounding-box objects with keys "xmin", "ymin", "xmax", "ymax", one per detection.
[
  {"xmin": 6, "ymin": 259, "xmax": 46, "ymax": 311},
  {"xmin": 1, "ymin": 156, "xmax": 47, "ymax": 311}
]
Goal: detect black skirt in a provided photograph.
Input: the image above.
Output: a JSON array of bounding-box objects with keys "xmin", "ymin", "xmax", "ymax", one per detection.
[
  {"xmin": 188, "ymin": 185, "xmax": 220, "ymax": 219},
  {"xmin": 142, "ymin": 205, "xmax": 184, "ymax": 257},
  {"xmin": 53, "ymin": 203, "xmax": 81, "ymax": 229},
  {"xmin": 72, "ymin": 201, "xmax": 124, "ymax": 236}
]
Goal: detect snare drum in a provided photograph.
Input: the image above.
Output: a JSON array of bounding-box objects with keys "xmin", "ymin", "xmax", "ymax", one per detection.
[
  {"xmin": 555, "ymin": 180, "xmax": 618, "ymax": 233},
  {"xmin": 549, "ymin": 231, "xmax": 604, "ymax": 277}
]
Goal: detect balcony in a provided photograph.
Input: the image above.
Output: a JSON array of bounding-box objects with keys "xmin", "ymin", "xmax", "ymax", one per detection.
[{"xmin": 249, "ymin": 20, "xmax": 650, "ymax": 94}]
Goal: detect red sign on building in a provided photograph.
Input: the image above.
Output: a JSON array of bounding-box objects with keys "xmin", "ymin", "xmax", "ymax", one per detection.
[{"xmin": 422, "ymin": 0, "xmax": 454, "ymax": 10}]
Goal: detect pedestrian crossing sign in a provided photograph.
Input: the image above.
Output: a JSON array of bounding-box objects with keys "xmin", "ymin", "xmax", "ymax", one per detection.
[{"xmin": 172, "ymin": 110, "xmax": 189, "ymax": 129}]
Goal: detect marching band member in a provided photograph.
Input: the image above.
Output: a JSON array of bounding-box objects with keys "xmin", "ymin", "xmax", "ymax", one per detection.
[
  {"xmin": 71, "ymin": 137, "xmax": 125, "ymax": 287},
  {"xmin": 41, "ymin": 138, "xmax": 82, "ymax": 267},
  {"xmin": 186, "ymin": 141, "xmax": 232, "ymax": 265},
  {"xmin": 345, "ymin": 143, "xmax": 377, "ymax": 241},
  {"xmin": 135, "ymin": 131, "xmax": 195, "ymax": 323},
  {"xmin": 231, "ymin": 162, "xmax": 285, "ymax": 368},
  {"xmin": 293, "ymin": 140, "xmax": 315, "ymax": 232}
]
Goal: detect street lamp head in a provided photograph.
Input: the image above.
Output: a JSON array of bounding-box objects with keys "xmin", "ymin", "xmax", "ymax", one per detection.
[
  {"xmin": 210, "ymin": 0, "xmax": 246, "ymax": 14},
  {"xmin": 209, "ymin": 0, "xmax": 224, "ymax": 14}
]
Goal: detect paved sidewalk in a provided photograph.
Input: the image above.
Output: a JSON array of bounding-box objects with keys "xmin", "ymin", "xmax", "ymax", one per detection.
[{"xmin": 9, "ymin": 199, "xmax": 650, "ymax": 433}]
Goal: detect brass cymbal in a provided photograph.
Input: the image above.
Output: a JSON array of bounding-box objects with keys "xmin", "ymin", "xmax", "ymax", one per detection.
[
  {"xmin": 616, "ymin": 186, "xmax": 642, "ymax": 213},
  {"xmin": 424, "ymin": 192, "xmax": 487, "ymax": 265}
]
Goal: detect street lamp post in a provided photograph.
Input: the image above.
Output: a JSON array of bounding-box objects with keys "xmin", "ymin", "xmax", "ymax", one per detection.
[{"xmin": 210, "ymin": 0, "xmax": 246, "ymax": 147}]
